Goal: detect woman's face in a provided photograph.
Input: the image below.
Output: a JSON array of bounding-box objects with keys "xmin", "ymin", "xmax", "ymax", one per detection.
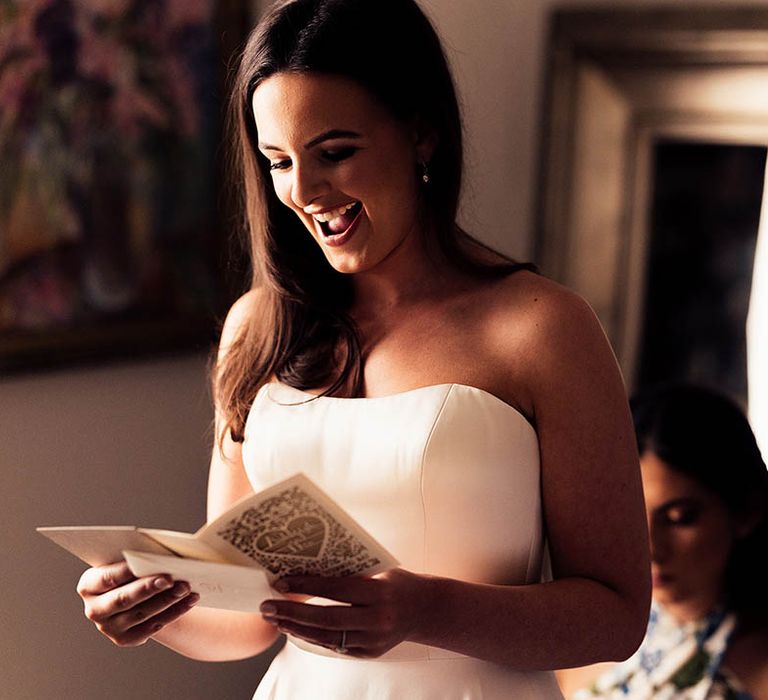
[
  {"xmin": 251, "ymin": 72, "xmax": 428, "ymax": 275},
  {"xmin": 641, "ymin": 451, "xmax": 738, "ymax": 619}
]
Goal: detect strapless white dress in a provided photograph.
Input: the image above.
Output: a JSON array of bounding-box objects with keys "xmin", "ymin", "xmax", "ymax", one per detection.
[{"xmin": 242, "ymin": 381, "xmax": 563, "ymax": 699}]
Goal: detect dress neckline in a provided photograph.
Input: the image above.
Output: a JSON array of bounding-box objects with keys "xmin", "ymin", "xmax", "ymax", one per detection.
[{"xmin": 265, "ymin": 381, "xmax": 535, "ymax": 433}]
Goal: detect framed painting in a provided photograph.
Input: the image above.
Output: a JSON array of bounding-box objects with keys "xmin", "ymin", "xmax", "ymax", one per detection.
[{"xmin": 0, "ymin": 0, "xmax": 251, "ymax": 372}]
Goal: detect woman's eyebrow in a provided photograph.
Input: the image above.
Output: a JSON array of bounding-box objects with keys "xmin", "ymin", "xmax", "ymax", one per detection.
[
  {"xmin": 304, "ymin": 129, "xmax": 362, "ymax": 149},
  {"xmin": 258, "ymin": 129, "xmax": 363, "ymax": 153}
]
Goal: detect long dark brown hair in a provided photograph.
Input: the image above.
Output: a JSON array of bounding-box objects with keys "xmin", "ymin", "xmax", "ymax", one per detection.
[
  {"xmin": 631, "ymin": 383, "xmax": 768, "ymax": 617},
  {"xmin": 215, "ymin": 0, "xmax": 534, "ymax": 443}
]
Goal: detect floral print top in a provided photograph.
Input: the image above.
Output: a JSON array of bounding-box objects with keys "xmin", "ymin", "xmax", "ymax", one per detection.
[{"xmin": 573, "ymin": 603, "xmax": 753, "ymax": 700}]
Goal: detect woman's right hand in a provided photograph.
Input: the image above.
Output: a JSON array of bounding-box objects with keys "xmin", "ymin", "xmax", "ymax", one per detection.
[{"xmin": 77, "ymin": 561, "xmax": 200, "ymax": 647}]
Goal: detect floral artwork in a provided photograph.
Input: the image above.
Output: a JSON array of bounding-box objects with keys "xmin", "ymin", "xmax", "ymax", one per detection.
[{"xmin": 0, "ymin": 0, "xmax": 228, "ymax": 369}]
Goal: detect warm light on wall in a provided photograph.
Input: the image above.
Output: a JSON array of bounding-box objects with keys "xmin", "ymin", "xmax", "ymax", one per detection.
[{"xmin": 747, "ymin": 159, "xmax": 768, "ymax": 463}]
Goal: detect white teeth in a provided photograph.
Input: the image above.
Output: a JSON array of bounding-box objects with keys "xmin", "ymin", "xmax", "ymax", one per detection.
[{"xmin": 311, "ymin": 202, "xmax": 357, "ymax": 222}]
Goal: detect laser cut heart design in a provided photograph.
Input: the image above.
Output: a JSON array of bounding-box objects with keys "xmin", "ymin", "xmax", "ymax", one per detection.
[{"xmin": 256, "ymin": 516, "xmax": 326, "ymax": 557}]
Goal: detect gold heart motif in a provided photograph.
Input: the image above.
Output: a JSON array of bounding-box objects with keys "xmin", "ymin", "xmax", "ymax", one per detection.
[{"xmin": 256, "ymin": 516, "xmax": 326, "ymax": 557}]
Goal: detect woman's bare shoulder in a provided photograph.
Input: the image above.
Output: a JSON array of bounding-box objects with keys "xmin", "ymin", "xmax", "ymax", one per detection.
[
  {"xmin": 484, "ymin": 270, "xmax": 605, "ymax": 359},
  {"xmin": 470, "ymin": 270, "xmax": 613, "ymax": 416},
  {"xmin": 224, "ymin": 287, "xmax": 267, "ymax": 330},
  {"xmin": 218, "ymin": 287, "xmax": 269, "ymax": 357}
]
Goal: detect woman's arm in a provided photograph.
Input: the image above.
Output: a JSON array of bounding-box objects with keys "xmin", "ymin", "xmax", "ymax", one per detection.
[
  {"xmin": 420, "ymin": 283, "xmax": 651, "ymax": 666},
  {"xmin": 149, "ymin": 418, "xmax": 279, "ymax": 661},
  {"xmin": 151, "ymin": 289, "xmax": 280, "ymax": 661},
  {"xmin": 258, "ymin": 279, "xmax": 651, "ymax": 668},
  {"xmin": 79, "ymin": 290, "xmax": 280, "ymax": 662}
]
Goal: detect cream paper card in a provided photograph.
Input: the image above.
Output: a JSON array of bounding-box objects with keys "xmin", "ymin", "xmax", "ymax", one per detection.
[{"xmin": 38, "ymin": 473, "xmax": 398, "ymax": 611}]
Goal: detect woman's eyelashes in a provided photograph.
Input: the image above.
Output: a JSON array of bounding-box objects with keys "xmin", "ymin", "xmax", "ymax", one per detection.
[
  {"xmin": 266, "ymin": 145, "xmax": 359, "ymax": 171},
  {"xmin": 660, "ymin": 501, "xmax": 701, "ymax": 526},
  {"xmin": 321, "ymin": 146, "xmax": 359, "ymax": 162}
]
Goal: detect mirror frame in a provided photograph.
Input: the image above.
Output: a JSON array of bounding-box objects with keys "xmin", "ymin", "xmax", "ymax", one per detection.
[{"xmin": 535, "ymin": 7, "xmax": 768, "ymax": 389}]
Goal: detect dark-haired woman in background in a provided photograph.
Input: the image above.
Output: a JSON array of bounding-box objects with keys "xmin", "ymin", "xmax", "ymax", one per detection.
[
  {"xmin": 74, "ymin": 0, "xmax": 651, "ymax": 697},
  {"xmin": 559, "ymin": 384, "xmax": 768, "ymax": 700}
]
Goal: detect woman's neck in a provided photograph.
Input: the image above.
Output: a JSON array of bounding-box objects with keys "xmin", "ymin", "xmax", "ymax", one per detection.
[
  {"xmin": 660, "ymin": 593, "xmax": 725, "ymax": 625},
  {"xmin": 350, "ymin": 230, "xmax": 464, "ymax": 316}
]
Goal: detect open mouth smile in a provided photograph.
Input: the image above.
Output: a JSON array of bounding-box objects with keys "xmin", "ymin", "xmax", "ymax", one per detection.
[{"xmin": 311, "ymin": 201, "xmax": 364, "ymax": 245}]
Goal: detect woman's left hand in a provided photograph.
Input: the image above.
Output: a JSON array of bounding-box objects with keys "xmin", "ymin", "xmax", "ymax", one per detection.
[{"xmin": 259, "ymin": 569, "xmax": 434, "ymax": 658}]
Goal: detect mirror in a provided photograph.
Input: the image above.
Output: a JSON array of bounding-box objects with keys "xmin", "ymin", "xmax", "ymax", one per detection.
[{"xmin": 535, "ymin": 7, "xmax": 768, "ymax": 413}]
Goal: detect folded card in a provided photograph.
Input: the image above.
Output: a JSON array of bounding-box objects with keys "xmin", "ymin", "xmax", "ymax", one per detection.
[
  {"xmin": 123, "ymin": 550, "xmax": 277, "ymax": 612},
  {"xmin": 38, "ymin": 473, "xmax": 398, "ymax": 611}
]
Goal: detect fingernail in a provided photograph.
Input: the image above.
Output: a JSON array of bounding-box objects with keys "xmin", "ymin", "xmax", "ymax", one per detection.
[
  {"xmin": 154, "ymin": 577, "xmax": 172, "ymax": 590},
  {"xmin": 172, "ymin": 582, "xmax": 190, "ymax": 597},
  {"xmin": 274, "ymin": 580, "xmax": 290, "ymax": 593},
  {"xmin": 186, "ymin": 593, "xmax": 200, "ymax": 607},
  {"xmin": 260, "ymin": 603, "xmax": 277, "ymax": 616}
]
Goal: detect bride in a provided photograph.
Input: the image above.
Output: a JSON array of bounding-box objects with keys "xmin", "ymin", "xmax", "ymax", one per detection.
[{"xmin": 75, "ymin": 1, "xmax": 651, "ymax": 697}]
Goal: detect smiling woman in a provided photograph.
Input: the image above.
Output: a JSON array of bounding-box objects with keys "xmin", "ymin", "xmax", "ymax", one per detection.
[
  {"xmin": 70, "ymin": 1, "xmax": 652, "ymax": 698},
  {"xmin": 252, "ymin": 73, "xmax": 429, "ymax": 275}
]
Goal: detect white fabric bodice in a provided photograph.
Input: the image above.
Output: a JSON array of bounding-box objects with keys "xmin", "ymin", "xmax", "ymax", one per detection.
[{"xmin": 242, "ymin": 382, "xmax": 562, "ymax": 699}]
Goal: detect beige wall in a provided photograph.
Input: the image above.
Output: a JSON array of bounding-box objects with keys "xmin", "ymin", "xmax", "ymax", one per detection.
[
  {"xmin": 2, "ymin": 1, "xmax": 756, "ymax": 698},
  {"xmin": 1, "ymin": 355, "xmax": 280, "ymax": 699}
]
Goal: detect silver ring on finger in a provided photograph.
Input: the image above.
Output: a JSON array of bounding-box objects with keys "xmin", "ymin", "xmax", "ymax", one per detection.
[{"xmin": 334, "ymin": 629, "xmax": 349, "ymax": 654}]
